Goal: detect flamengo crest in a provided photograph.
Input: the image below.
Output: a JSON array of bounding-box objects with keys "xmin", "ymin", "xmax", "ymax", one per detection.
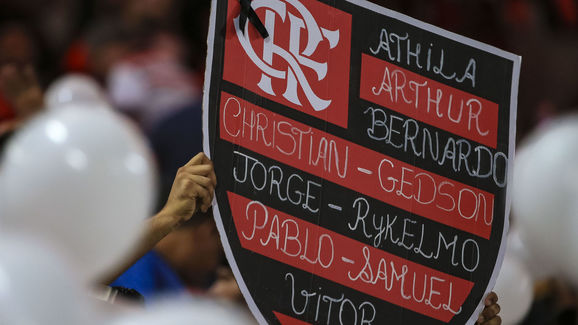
[{"xmin": 235, "ymin": 0, "xmax": 340, "ymax": 111}]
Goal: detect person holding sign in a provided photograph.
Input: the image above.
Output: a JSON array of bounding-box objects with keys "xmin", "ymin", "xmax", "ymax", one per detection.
[
  {"xmin": 103, "ymin": 150, "xmax": 501, "ymax": 325},
  {"xmin": 100, "ymin": 152, "xmax": 218, "ymax": 286},
  {"xmin": 0, "ymin": 61, "xmax": 503, "ymax": 324}
]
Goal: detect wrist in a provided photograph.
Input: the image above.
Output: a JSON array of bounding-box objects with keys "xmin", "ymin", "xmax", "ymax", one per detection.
[{"xmin": 154, "ymin": 208, "xmax": 183, "ymax": 230}]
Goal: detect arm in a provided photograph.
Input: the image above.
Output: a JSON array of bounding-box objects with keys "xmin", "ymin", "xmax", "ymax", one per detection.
[
  {"xmin": 476, "ymin": 292, "xmax": 501, "ymax": 325},
  {"xmin": 99, "ymin": 152, "xmax": 217, "ymax": 284}
]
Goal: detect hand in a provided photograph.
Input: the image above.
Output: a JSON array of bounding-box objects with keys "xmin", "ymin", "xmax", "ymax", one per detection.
[
  {"xmin": 98, "ymin": 153, "xmax": 217, "ymax": 284},
  {"xmin": 159, "ymin": 152, "xmax": 217, "ymax": 224},
  {"xmin": 477, "ymin": 292, "xmax": 501, "ymax": 325}
]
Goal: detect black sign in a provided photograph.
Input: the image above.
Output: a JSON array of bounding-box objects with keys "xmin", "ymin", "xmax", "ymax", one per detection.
[{"xmin": 202, "ymin": 0, "xmax": 520, "ymax": 323}]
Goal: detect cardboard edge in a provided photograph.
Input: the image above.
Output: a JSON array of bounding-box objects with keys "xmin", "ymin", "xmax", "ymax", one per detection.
[
  {"xmin": 202, "ymin": 1, "xmax": 268, "ymax": 324},
  {"xmin": 203, "ymin": 1, "xmax": 523, "ymax": 324}
]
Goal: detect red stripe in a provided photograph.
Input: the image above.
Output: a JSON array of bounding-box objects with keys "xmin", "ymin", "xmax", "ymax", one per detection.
[
  {"xmin": 229, "ymin": 192, "xmax": 473, "ymax": 323},
  {"xmin": 360, "ymin": 54, "xmax": 499, "ymax": 148},
  {"xmin": 219, "ymin": 92, "xmax": 494, "ymax": 239}
]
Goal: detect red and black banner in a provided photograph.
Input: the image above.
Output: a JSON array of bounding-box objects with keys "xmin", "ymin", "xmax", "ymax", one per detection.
[{"xmin": 203, "ymin": 0, "xmax": 521, "ymax": 324}]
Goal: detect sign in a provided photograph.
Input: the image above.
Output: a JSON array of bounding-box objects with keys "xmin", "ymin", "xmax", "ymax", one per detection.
[{"xmin": 202, "ymin": 0, "xmax": 521, "ymax": 324}]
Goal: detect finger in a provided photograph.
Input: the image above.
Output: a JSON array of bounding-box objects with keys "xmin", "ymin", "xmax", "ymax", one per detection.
[
  {"xmin": 180, "ymin": 164, "xmax": 214, "ymax": 176},
  {"xmin": 476, "ymin": 311, "xmax": 485, "ymax": 324},
  {"xmin": 208, "ymin": 166, "xmax": 217, "ymax": 187},
  {"xmin": 200, "ymin": 155, "xmax": 217, "ymax": 185},
  {"xmin": 485, "ymin": 292, "xmax": 498, "ymax": 306},
  {"xmin": 185, "ymin": 152, "xmax": 207, "ymax": 167},
  {"xmin": 187, "ymin": 180, "xmax": 212, "ymax": 208},
  {"xmin": 482, "ymin": 303, "xmax": 500, "ymax": 320},
  {"xmin": 180, "ymin": 167, "xmax": 215, "ymax": 189},
  {"xmin": 197, "ymin": 154, "xmax": 217, "ymax": 186},
  {"xmin": 185, "ymin": 182, "xmax": 211, "ymax": 212},
  {"xmin": 196, "ymin": 182, "xmax": 213, "ymax": 212},
  {"xmin": 179, "ymin": 175, "xmax": 215, "ymax": 204},
  {"xmin": 482, "ymin": 315, "xmax": 501, "ymax": 325},
  {"xmin": 200, "ymin": 152, "xmax": 213, "ymax": 165},
  {"xmin": 184, "ymin": 175, "xmax": 214, "ymax": 190}
]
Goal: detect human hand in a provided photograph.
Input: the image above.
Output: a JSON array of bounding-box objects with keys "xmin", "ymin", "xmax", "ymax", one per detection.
[
  {"xmin": 476, "ymin": 292, "xmax": 501, "ymax": 325},
  {"xmin": 160, "ymin": 152, "xmax": 217, "ymax": 224}
]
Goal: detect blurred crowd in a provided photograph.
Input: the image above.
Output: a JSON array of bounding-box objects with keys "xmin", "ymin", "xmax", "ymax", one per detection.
[
  {"xmin": 0, "ymin": 0, "xmax": 577, "ymax": 324},
  {"xmin": 2, "ymin": 0, "xmax": 577, "ymax": 140},
  {"xmin": 0, "ymin": 0, "xmax": 243, "ymax": 323}
]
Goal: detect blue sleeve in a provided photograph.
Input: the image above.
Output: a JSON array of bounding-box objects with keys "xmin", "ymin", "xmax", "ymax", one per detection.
[{"xmin": 110, "ymin": 252, "xmax": 158, "ymax": 300}]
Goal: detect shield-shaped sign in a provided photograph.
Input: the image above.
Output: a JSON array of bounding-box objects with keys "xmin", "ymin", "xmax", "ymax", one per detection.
[{"xmin": 202, "ymin": 0, "xmax": 520, "ymax": 323}]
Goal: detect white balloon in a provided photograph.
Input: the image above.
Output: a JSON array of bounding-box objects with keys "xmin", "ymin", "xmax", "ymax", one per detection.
[
  {"xmin": 0, "ymin": 105, "xmax": 156, "ymax": 282},
  {"xmin": 507, "ymin": 227, "xmax": 555, "ymax": 280},
  {"xmin": 0, "ymin": 235, "xmax": 98, "ymax": 325},
  {"xmin": 45, "ymin": 74, "xmax": 109, "ymax": 109},
  {"xmin": 560, "ymin": 199, "xmax": 578, "ymax": 286},
  {"xmin": 513, "ymin": 115, "xmax": 578, "ymax": 282},
  {"xmin": 108, "ymin": 297, "xmax": 254, "ymax": 325},
  {"xmin": 493, "ymin": 253, "xmax": 534, "ymax": 325}
]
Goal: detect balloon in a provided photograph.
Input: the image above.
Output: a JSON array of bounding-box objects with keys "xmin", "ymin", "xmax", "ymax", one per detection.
[
  {"xmin": 506, "ymin": 227, "xmax": 555, "ymax": 280},
  {"xmin": 560, "ymin": 199, "xmax": 578, "ymax": 286},
  {"xmin": 493, "ymin": 252, "xmax": 534, "ymax": 325},
  {"xmin": 0, "ymin": 105, "xmax": 156, "ymax": 282},
  {"xmin": 513, "ymin": 115, "xmax": 578, "ymax": 282},
  {"xmin": 0, "ymin": 235, "xmax": 98, "ymax": 325},
  {"xmin": 45, "ymin": 74, "xmax": 109, "ymax": 109},
  {"xmin": 108, "ymin": 297, "xmax": 254, "ymax": 325}
]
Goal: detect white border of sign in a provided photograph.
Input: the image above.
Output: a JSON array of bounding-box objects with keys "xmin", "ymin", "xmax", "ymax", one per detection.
[
  {"xmin": 202, "ymin": 2, "xmax": 268, "ymax": 323},
  {"xmin": 202, "ymin": 0, "xmax": 521, "ymax": 324}
]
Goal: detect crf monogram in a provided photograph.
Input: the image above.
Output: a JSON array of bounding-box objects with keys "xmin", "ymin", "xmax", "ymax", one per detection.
[{"xmin": 234, "ymin": 0, "xmax": 340, "ymax": 111}]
